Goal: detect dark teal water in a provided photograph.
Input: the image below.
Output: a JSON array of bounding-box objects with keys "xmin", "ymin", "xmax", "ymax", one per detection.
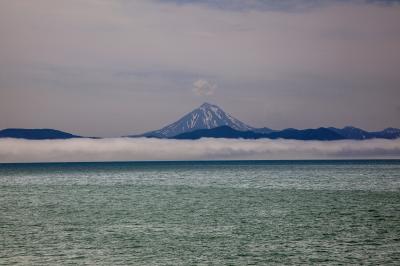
[{"xmin": 1, "ymin": 160, "xmax": 400, "ymax": 265}]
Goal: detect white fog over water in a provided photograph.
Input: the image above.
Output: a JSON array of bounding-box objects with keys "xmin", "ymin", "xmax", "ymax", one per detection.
[{"xmin": 1, "ymin": 137, "xmax": 400, "ymax": 163}]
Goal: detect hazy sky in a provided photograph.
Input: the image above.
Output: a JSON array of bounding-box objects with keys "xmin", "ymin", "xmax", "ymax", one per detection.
[{"xmin": 1, "ymin": 0, "xmax": 400, "ymax": 137}]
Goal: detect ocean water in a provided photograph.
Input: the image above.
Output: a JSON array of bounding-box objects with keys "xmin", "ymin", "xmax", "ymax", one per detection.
[{"xmin": 1, "ymin": 160, "xmax": 400, "ymax": 265}]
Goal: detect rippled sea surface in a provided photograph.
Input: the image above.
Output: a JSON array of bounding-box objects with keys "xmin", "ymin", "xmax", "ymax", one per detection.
[{"xmin": 1, "ymin": 160, "xmax": 400, "ymax": 265}]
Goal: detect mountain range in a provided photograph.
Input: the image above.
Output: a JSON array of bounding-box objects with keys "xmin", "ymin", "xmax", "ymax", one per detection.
[
  {"xmin": 174, "ymin": 126, "xmax": 345, "ymax": 141},
  {"xmin": 173, "ymin": 125, "xmax": 400, "ymax": 140},
  {"xmin": 1, "ymin": 103, "xmax": 399, "ymax": 140}
]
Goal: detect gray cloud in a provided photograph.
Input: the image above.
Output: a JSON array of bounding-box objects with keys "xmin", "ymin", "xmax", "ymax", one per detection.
[
  {"xmin": 192, "ymin": 79, "xmax": 217, "ymax": 96},
  {"xmin": 0, "ymin": 138, "xmax": 399, "ymax": 163}
]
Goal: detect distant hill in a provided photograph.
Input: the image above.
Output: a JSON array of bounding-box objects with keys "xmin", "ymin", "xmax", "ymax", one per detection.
[
  {"xmin": 174, "ymin": 126, "xmax": 266, "ymax": 140},
  {"xmin": 372, "ymin": 128, "xmax": 400, "ymax": 139},
  {"xmin": 252, "ymin": 127, "xmax": 276, "ymax": 134},
  {"xmin": 329, "ymin": 126, "xmax": 370, "ymax": 140},
  {"xmin": 329, "ymin": 126, "xmax": 400, "ymax": 140},
  {"xmin": 173, "ymin": 126, "xmax": 345, "ymax": 140},
  {"xmin": 266, "ymin": 128, "xmax": 345, "ymax": 141},
  {"xmin": 0, "ymin": 128, "xmax": 81, "ymax": 140}
]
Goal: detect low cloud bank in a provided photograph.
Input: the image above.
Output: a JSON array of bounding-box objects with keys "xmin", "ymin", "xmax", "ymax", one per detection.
[{"xmin": 0, "ymin": 138, "xmax": 400, "ymax": 163}]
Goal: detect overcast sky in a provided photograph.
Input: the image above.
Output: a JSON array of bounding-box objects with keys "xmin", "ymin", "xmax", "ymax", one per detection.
[{"xmin": 1, "ymin": 0, "xmax": 400, "ymax": 137}]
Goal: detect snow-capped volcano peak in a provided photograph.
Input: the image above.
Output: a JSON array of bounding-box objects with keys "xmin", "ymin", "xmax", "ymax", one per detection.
[
  {"xmin": 199, "ymin": 102, "xmax": 215, "ymax": 108},
  {"xmin": 144, "ymin": 102, "xmax": 254, "ymax": 138}
]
